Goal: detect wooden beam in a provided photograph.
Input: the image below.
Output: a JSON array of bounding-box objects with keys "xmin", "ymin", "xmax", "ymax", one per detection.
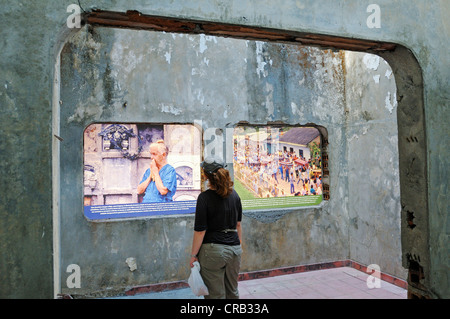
[{"xmin": 86, "ymin": 10, "xmax": 396, "ymax": 52}]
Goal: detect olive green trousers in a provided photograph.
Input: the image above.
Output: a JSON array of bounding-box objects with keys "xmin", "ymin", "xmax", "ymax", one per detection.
[{"xmin": 198, "ymin": 243, "xmax": 243, "ymax": 299}]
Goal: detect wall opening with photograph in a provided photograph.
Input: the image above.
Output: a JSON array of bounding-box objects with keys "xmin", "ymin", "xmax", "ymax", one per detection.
[
  {"xmin": 233, "ymin": 125, "xmax": 323, "ymax": 210},
  {"xmin": 83, "ymin": 123, "xmax": 201, "ymax": 220}
]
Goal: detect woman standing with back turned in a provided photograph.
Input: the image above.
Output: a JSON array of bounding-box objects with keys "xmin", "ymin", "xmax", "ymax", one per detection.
[{"xmin": 189, "ymin": 156, "xmax": 243, "ymax": 299}]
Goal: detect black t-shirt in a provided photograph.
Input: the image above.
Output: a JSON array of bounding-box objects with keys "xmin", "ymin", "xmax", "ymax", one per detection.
[{"xmin": 194, "ymin": 189, "xmax": 242, "ymax": 245}]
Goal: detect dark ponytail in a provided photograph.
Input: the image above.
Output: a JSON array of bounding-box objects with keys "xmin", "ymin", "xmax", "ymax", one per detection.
[{"xmin": 205, "ymin": 168, "xmax": 234, "ymax": 198}]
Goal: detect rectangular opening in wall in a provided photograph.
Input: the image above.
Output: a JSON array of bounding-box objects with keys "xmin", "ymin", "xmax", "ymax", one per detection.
[
  {"xmin": 233, "ymin": 125, "xmax": 323, "ymax": 210},
  {"xmin": 83, "ymin": 122, "xmax": 201, "ymax": 220}
]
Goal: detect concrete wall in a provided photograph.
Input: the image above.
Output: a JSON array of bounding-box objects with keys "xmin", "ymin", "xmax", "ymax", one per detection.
[
  {"xmin": 59, "ymin": 27, "xmax": 353, "ymax": 296},
  {"xmin": 344, "ymin": 52, "xmax": 404, "ymax": 279},
  {"xmin": 0, "ymin": 0, "xmax": 448, "ymax": 298},
  {"xmin": 60, "ymin": 25, "xmax": 404, "ymax": 296}
]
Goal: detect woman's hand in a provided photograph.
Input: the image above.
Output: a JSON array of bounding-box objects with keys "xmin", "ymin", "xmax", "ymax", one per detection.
[
  {"xmin": 150, "ymin": 159, "xmax": 158, "ymax": 176},
  {"xmin": 190, "ymin": 256, "xmax": 198, "ymax": 268}
]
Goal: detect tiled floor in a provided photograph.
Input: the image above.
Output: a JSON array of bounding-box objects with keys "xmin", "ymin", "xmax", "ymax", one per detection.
[
  {"xmin": 237, "ymin": 267, "xmax": 406, "ymax": 299},
  {"xmin": 109, "ymin": 267, "xmax": 407, "ymax": 299}
]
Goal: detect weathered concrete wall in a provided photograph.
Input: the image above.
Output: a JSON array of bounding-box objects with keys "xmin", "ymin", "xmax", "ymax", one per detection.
[
  {"xmin": 344, "ymin": 52, "xmax": 405, "ymax": 279},
  {"xmin": 59, "ymin": 27, "xmax": 352, "ymax": 296},
  {"xmin": 0, "ymin": 2, "xmax": 57, "ymax": 298},
  {"xmin": 0, "ymin": 0, "xmax": 448, "ymax": 298},
  {"xmin": 56, "ymin": 25, "xmax": 406, "ymax": 297}
]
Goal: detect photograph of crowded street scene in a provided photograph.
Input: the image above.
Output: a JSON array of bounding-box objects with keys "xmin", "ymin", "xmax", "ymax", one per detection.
[{"xmin": 233, "ymin": 126, "xmax": 323, "ymax": 210}]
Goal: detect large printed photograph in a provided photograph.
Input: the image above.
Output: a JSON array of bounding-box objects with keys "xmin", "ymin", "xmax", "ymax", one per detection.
[
  {"xmin": 233, "ymin": 126, "xmax": 323, "ymax": 210},
  {"xmin": 83, "ymin": 123, "xmax": 202, "ymax": 220}
]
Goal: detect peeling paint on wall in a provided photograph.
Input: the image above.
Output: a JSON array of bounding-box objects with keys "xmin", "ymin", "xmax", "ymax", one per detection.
[
  {"xmin": 385, "ymin": 91, "xmax": 398, "ymax": 114},
  {"xmin": 126, "ymin": 257, "xmax": 137, "ymax": 271},
  {"xmin": 256, "ymin": 41, "xmax": 270, "ymax": 78},
  {"xmin": 373, "ymin": 74, "xmax": 380, "ymax": 83},
  {"xmin": 160, "ymin": 104, "xmax": 182, "ymax": 115},
  {"xmin": 164, "ymin": 51, "xmax": 171, "ymax": 64},
  {"xmin": 363, "ymin": 53, "xmax": 380, "ymax": 71}
]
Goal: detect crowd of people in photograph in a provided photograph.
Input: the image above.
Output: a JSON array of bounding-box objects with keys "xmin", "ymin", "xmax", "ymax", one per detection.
[{"xmin": 233, "ymin": 145, "xmax": 323, "ymax": 199}]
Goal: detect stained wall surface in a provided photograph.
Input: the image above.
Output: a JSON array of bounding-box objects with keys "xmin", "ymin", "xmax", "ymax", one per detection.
[
  {"xmin": 59, "ymin": 26, "xmax": 404, "ymax": 296},
  {"xmin": 344, "ymin": 52, "xmax": 404, "ymax": 278},
  {"xmin": 0, "ymin": 0, "xmax": 447, "ymax": 298},
  {"xmin": 59, "ymin": 28, "xmax": 348, "ymax": 296}
]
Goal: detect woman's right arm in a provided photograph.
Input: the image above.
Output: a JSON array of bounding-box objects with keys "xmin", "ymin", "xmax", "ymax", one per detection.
[
  {"xmin": 236, "ymin": 222, "xmax": 242, "ymax": 243},
  {"xmin": 137, "ymin": 174, "xmax": 151, "ymax": 195},
  {"xmin": 190, "ymin": 230, "xmax": 206, "ymax": 267}
]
